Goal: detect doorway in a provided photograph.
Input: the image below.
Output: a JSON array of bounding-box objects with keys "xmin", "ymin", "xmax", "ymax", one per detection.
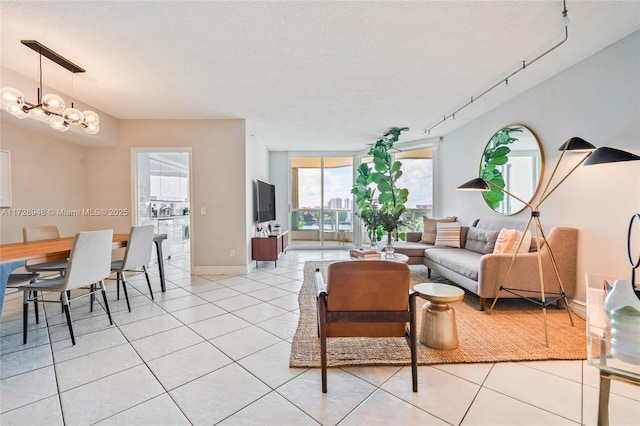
[{"xmin": 133, "ymin": 149, "xmax": 192, "ymax": 260}]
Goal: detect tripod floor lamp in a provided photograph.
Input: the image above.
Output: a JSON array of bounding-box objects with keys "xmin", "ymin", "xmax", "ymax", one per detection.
[{"xmin": 458, "ymin": 137, "xmax": 640, "ymax": 347}]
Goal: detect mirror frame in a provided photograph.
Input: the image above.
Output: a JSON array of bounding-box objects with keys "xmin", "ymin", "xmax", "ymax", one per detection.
[{"xmin": 479, "ymin": 124, "xmax": 544, "ymax": 215}]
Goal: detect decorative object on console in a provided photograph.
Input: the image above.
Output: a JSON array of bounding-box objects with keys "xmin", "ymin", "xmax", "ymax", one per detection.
[
  {"xmin": 1, "ymin": 40, "xmax": 99, "ymax": 134},
  {"xmin": 458, "ymin": 137, "xmax": 640, "ymax": 347}
]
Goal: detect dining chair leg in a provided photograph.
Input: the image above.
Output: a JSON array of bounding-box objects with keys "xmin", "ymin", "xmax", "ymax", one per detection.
[
  {"xmin": 120, "ymin": 273, "xmax": 131, "ymax": 312},
  {"xmin": 90, "ymin": 284, "xmax": 97, "ymax": 312},
  {"xmin": 31, "ymin": 291, "xmax": 39, "ymax": 324},
  {"xmin": 61, "ymin": 291, "xmax": 76, "ymax": 345},
  {"xmin": 143, "ymin": 265, "xmax": 154, "ymax": 300},
  {"xmin": 116, "ymin": 272, "xmax": 121, "ymax": 300},
  {"xmin": 22, "ymin": 290, "xmax": 29, "ymax": 344},
  {"xmin": 61, "ymin": 289, "xmax": 71, "ymax": 313},
  {"xmin": 100, "ymin": 281, "xmax": 114, "ymax": 325}
]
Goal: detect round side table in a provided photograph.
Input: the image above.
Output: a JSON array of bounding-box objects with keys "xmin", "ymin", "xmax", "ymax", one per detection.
[{"xmin": 413, "ymin": 283, "xmax": 465, "ymax": 350}]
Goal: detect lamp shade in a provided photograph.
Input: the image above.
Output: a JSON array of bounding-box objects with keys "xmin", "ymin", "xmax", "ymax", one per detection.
[
  {"xmin": 1, "ymin": 87, "xmax": 24, "ymax": 108},
  {"xmin": 584, "ymin": 147, "xmax": 640, "ymax": 166},
  {"xmin": 558, "ymin": 137, "xmax": 596, "ymax": 152},
  {"xmin": 457, "ymin": 177, "xmax": 490, "ymax": 191}
]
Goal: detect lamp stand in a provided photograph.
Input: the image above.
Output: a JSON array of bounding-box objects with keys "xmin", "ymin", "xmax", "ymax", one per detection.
[
  {"xmin": 483, "ymin": 179, "xmax": 576, "ymax": 347},
  {"xmin": 487, "ymin": 210, "xmax": 575, "ymax": 347}
]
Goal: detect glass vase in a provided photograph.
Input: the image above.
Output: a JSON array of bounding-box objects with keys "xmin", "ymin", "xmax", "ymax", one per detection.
[
  {"xmin": 385, "ymin": 232, "xmax": 395, "ymax": 259},
  {"xmin": 367, "ymin": 228, "xmax": 379, "ymax": 251}
]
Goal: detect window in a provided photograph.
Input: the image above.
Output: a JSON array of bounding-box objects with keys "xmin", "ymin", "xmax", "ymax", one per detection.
[{"xmin": 291, "ymin": 156, "xmax": 353, "ymax": 247}]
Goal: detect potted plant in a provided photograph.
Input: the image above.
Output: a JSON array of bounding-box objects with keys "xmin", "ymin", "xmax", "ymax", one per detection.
[{"xmin": 351, "ymin": 127, "xmax": 409, "ymax": 255}]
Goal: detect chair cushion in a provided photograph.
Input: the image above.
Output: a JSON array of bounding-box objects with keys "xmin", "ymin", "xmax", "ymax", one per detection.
[
  {"xmin": 26, "ymin": 259, "xmax": 68, "ymax": 272},
  {"xmin": 111, "ymin": 259, "xmax": 124, "ymax": 271},
  {"xmin": 6, "ymin": 273, "xmax": 40, "ymax": 287},
  {"xmin": 18, "ymin": 275, "xmax": 66, "ymax": 292}
]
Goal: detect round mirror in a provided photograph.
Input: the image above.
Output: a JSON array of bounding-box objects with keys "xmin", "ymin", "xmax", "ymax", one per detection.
[{"xmin": 479, "ymin": 124, "xmax": 544, "ymax": 215}]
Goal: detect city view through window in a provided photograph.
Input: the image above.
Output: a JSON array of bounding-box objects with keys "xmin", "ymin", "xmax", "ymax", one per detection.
[{"xmin": 290, "ymin": 148, "xmax": 433, "ymax": 247}]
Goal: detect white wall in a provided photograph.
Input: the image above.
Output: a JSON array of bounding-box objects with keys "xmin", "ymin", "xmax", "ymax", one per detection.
[
  {"xmin": 81, "ymin": 119, "xmax": 250, "ymax": 273},
  {"xmin": 245, "ymin": 132, "xmax": 271, "ymax": 266},
  {"xmin": 269, "ymin": 151, "xmax": 290, "ymax": 230},
  {"xmin": 0, "ymin": 123, "xmax": 91, "ymax": 242},
  {"xmin": 438, "ymin": 30, "xmax": 640, "ymax": 307}
]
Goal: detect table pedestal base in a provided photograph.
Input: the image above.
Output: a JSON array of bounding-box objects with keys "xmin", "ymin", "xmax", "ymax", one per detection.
[{"xmin": 420, "ymin": 301, "xmax": 459, "ymax": 350}]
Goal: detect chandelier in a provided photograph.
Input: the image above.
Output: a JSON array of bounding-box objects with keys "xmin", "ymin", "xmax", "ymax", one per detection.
[{"xmin": 1, "ymin": 40, "xmax": 99, "ymax": 134}]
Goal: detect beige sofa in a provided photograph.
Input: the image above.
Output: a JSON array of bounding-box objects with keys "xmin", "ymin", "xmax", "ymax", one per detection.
[{"xmin": 389, "ymin": 218, "xmax": 578, "ymax": 311}]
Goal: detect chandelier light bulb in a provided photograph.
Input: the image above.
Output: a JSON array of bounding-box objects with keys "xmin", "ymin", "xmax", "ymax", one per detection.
[
  {"xmin": 1, "ymin": 87, "xmax": 24, "ymax": 109},
  {"xmin": 82, "ymin": 110, "xmax": 99, "ymax": 126},
  {"xmin": 83, "ymin": 123, "xmax": 99, "ymax": 134},
  {"xmin": 30, "ymin": 107, "xmax": 52, "ymax": 122},
  {"xmin": 7, "ymin": 104, "xmax": 30, "ymax": 119},
  {"xmin": 50, "ymin": 115, "xmax": 70, "ymax": 132},
  {"xmin": 63, "ymin": 107, "xmax": 84, "ymax": 125},
  {"xmin": 41, "ymin": 94, "xmax": 65, "ymax": 113}
]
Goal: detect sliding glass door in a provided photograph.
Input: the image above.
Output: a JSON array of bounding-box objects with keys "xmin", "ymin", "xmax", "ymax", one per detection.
[{"xmin": 290, "ymin": 156, "xmax": 353, "ymax": 248}]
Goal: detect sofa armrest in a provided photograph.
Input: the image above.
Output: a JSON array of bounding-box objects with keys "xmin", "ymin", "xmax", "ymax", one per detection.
[{"xmin": 477, "ymin": 226, "xmax": 578, "ymax": 299}]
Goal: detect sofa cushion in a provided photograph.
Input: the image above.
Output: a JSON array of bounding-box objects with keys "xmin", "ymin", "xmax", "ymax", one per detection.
[
  {"xmin": 420, "ymin": 216, "xmax": 456, "ymax": 244},
  {"xmin": 391, "ymin": 241, "xmax": 434, "ymax": 258},
  {"xmin": 425, "ymin": 248, "xmax": 483, "ymax": 281},
  {"xmin": 465, "ymin": 227, "xmax": 499, "ymax": 254},
  {"xmin": 435, "ymin": 222, "xmax": 462, "ymax": 248}
]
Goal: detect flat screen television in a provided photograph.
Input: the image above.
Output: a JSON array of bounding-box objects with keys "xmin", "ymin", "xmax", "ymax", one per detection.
[{"xmin": 256, "ymin": 180, "xmax": 276, "ymax": 223}]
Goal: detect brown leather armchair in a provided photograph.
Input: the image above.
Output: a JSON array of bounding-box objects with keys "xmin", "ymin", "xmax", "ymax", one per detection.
[{"xmin": 314, "ymin": 260, "xmax": 418, "ymax": 393}]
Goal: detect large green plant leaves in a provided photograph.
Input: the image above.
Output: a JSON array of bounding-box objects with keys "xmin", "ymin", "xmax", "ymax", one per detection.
[
  {"xmin": 480, "ymin": 127, "xmax": 522, "ymax": 208},
  {"xmin": 351, "ymin": 127, "xmax": 410, "ymax": 238}
]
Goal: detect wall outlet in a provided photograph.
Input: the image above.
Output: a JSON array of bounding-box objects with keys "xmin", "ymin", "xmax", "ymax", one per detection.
[
  {"xmin": 229, "ymin": 249, "xmax": 236, "ymax": 257},
  {"xmin": 200, "ymin": 207, "xmax": 206, "ymax": 215}
]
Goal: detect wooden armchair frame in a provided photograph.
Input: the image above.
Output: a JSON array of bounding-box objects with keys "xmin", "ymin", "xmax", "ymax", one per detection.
[{"xmin": 314, "ymin": 261, "xmax": 418, "ymax": 393}]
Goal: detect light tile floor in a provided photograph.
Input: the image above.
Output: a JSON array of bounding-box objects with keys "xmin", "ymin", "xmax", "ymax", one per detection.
[{"xmin": 1, "ymin": 250, "xmax": 639, "ymax": 425}]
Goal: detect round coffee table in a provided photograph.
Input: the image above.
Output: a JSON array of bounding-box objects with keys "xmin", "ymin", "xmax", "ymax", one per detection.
[{"xmin": 413, "ymin": 283, "xmax": 465, "ymax": 350}]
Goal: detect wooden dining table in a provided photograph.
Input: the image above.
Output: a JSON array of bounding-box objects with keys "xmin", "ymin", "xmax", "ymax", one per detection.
[{"xmin": 0, "ymin": 233, "xmax": 168, "ymax": 316}]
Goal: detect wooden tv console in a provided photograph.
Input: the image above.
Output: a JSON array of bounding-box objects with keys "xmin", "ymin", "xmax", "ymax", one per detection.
[{"xmin": 252, "ymin": 230, "xmax": 288, "ymax": 267}]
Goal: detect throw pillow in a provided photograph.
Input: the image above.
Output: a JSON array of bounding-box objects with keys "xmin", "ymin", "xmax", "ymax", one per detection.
[
  {"xmin": 420, "ymin": 216, "xmax": 457, "ymax": 244},
  {"xmin": 434, "ymin": 222, "xmax": 462, "ymax": 248},
  {"xmin": 509, "ymin": 230, "xmax": 532, "ymax": 254},
  {"xmin": 464, "ymin": 227, "xmax": 500, "ymax": 254},
  {"xmin": 493, "ymin": 228, "xmax": 517, "ymax": 254}
]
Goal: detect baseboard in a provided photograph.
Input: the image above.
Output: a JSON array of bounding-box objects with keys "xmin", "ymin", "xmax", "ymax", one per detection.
[
  {"xmin": 569, "ymin": 299, "xmax": 586, "ymax": 320},
  {"xmin": 193, "ymin": 264, "xmax": 253, "ymax": 275}
]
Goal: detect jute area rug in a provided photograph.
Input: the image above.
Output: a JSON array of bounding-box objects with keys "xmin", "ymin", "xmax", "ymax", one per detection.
[{"xmin": 290, "ymin": 261, "xmax": 587, "ymax": 368}]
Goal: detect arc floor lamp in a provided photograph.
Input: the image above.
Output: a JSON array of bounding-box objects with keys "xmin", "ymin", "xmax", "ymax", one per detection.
[{"xmin": 458, "ymin": 138, "xmax": 640, "ymax": 347}]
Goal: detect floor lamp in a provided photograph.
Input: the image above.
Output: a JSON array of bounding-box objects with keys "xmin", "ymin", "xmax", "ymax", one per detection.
[{"xmin": 458, "ymin": 137, "xmax": 640, "ymax": 347}]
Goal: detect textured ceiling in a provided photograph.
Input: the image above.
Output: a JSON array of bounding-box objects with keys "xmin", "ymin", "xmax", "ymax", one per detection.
[{"xmin": 1, "ymin": 1, "xmax": 639, "ymax": 150}]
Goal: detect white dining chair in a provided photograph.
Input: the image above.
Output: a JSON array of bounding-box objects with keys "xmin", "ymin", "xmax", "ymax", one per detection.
[
  {"xmin": 110, "ymin": 225, "xmax": 155, "ymax": 312},
  {"xmin": 23, "ymin": 226, "xmax": 69, "ymax": 275},
  {"xmin": 6, "ymin": 272, "xmax": 41, "ymax": 322},
  {"xmin": 18, "ymin": 229, "xmax": 114, "ymax": 345}
]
